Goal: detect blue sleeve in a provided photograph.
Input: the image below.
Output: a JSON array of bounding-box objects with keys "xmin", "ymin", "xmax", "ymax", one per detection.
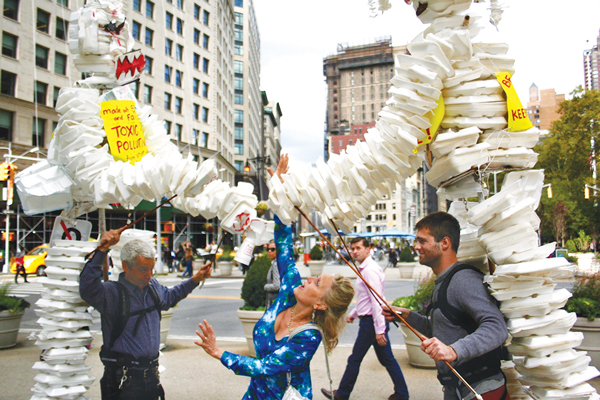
[
  {"xmin": 79, "ymin": 251, "xmax": 116, "ymax": 314},
  {"xmin": 274, "ymin": 215, "xmax": 301, "ymax": 304},
  {"xmin": 220, "ymin": 330, "xmax": 321, "ymax": 378},
  {"xmin": 153, "ymin": 278, "xmax": 198, "ymax": 310}
]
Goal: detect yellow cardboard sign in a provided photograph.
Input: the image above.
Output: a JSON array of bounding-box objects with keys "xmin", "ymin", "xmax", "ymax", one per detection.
[
  {"xmin": 414, "ymin": 96, "xmax": 445, "ymax": 154},
  {"xmin": 496, "ymin": 72, "xmax": 533, "ymax": 132},
  {"xmin": 100, "ymin": 100, "xmax": 148, "ymax": 163}
]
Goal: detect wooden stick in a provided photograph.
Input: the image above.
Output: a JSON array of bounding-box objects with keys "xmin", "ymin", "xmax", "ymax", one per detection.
[
  {"xmin": 297, "ymin": 207, "xmax": 482, "ymax": 400},
  {"xmin": 86, "ymin": 194, "xmax": 178, "ymax": 259}
]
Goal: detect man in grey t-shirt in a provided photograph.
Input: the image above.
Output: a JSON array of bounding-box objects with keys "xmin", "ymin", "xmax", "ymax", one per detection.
[{"xmin": 385, "ymin": 212, "xmax": 509, "ymax": 400}]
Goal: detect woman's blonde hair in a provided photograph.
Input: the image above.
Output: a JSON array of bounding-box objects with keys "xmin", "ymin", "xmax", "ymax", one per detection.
[{"xmin": 313, "ymin": 274, "xmax": 354, "ymax": 353}]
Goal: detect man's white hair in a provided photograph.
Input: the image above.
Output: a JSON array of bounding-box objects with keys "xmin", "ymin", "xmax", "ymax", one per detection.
[{"xmin": 121, "ymin": 240, "xmax": 155, "ymax": 267}]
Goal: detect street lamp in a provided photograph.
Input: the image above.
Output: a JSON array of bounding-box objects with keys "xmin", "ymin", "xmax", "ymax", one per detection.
[{"xmin": 245, "ymin": 156, "xmax": 272, "ymax": 200}]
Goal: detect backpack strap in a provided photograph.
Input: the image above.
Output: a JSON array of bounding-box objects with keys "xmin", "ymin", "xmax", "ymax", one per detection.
[{"xmin": 107, "ymin": 281, "xmax": 162, "ymax": 350}]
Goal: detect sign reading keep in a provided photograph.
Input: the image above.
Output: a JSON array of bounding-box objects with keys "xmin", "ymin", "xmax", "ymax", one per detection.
[{"xmin": 100, "ymin": 100, "xmax": 148, "ymax": 163}]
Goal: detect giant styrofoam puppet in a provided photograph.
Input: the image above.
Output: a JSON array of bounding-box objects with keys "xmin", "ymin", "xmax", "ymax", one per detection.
[{"xmin": 267, "ymin": 1, "xmax": 600, "ymax": 399}]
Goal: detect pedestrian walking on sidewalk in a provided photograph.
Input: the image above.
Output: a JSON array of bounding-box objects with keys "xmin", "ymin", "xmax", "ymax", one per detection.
[
  {"xmin": 195, "ymin": 155, "xmax": 355, "ymax": 400},
  {"xmin": 14, "ymin": 252, "xmax": 28, "ymax": 283},
  {"xmin": 80, "ymin": 229, "xmax": 212, "ymax": 400},
  {"xmin": 321, "ymin": 237, "xmax": 409, "ymax": 400},
  {"xmin": 384, "ymin": 212, "xmax": 509, "ymax": 400}
]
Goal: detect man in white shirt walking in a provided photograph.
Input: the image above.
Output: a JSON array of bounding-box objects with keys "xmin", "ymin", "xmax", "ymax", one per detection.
[{"xmin": 321, "ymin": 237, "xmax": 409, "ymax": 400}]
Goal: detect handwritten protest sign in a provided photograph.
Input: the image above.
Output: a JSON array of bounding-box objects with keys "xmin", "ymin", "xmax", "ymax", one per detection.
[{"xmin": 100, "ymin": 100, "xmax": 148, "ymax": 163}]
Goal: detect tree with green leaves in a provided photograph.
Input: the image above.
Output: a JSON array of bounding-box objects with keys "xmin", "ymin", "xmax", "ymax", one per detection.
[{"xmin": 535, "ymin": 87, "xmax": 600, "ymax": 246}]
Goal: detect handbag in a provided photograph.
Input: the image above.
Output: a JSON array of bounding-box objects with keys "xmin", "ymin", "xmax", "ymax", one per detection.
[{"xmin": 282, "ymin": 324, "xmax": 332, "ymax": 400}]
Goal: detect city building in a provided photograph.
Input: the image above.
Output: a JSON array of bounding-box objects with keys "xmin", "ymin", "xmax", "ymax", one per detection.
[
  {"xmin": 527, "ymin": 84, "xmax": 565, "ymax": 131},
  {"xmin": 584, "ymin": 29, "xmax": 600, "ymax": 91},
  {"xmin": 0, "ymin": 0, "xmax": 266, "ymax": 253},
  {"xmin": 322, "ymin": 38, "xmax": 428, "ymax": 234}
]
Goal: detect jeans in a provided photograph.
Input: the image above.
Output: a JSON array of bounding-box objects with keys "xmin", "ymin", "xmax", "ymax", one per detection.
[
  {"xmin": 182, "ymin": 261, "xmax": 193, "ymax": 277},
  {"xmin": 337, "ymin": 316, "xmax": 409, "ymax": 399},
  {"xmin": 100, "ymin": 365, "xmax": 164, "ymax": 400}
]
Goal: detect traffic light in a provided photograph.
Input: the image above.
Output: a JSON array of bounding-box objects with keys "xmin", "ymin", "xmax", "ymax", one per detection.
[
  {"xmin": 0, "ymin": 163, "xmax": 9, "ymax": 181},
  {"xmin": 547, "ymin": 186, "xmax": 553, "ymax": 198},
  {"xmin": 8, "ymin": 163, "xmax": 16, "ymax": 181},
  {"xmin": 244, "ymin": 162, "xmax": 251, "ymax": 173},
  {"xmin": 585, "ymin": 187, "xmax": 591, "ymax": 200}
]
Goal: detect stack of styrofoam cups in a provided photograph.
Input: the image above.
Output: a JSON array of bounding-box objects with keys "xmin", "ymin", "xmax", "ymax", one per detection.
[{"xmin": 30, "ymin": 239, "xmax": 97, "ymax": 400}]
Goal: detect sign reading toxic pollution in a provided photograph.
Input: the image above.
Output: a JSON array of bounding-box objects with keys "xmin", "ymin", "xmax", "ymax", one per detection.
[{"xmin": 100, "ymin": 100, "xmax": 148, "ymax": 163}]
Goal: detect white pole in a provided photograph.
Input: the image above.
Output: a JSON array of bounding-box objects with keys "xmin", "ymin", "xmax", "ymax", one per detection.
[{"xmin": 155, "ymin": 199, "xmax": 164, "ymax": 273}]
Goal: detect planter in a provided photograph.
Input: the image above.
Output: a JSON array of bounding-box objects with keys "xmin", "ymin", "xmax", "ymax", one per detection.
[
  {"xmin": 160, "ymin": 308, "xmax": 175, "ymax": 348},
  {"xmin": 218, "ymin": 261, "xmax": 234, "ymax": 276},
  {"xmin": 397, "ymin": 262, "xmax": 416, "ymax": 279},
  {"xmin": 237, "ymin": 309, "xmax": 264, "ymax": 357},
  {"xmin": 307, "ymin": 260, "xmax": 325, "ymax": 277},
  {"xmin": 399, "ymin": 323, "xmax": 436, "ymax": 368},
  {"xmin": 0, "ymin": 310, "xmax": 25, "ymax": 349},
  {"xmin": 572, "ymin": 317, "xmax": 600, "ymax": 369}
]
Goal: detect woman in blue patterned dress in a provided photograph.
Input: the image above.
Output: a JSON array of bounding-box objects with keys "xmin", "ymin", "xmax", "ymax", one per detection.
[{"xmin": 195, "ymin": 155, "xmax": 355, "ymax": 399}]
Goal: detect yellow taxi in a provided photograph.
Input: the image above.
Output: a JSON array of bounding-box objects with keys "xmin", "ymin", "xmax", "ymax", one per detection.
[{"xmin": 11, "ymin": 245, "xmax": 49, "ymax": 276}]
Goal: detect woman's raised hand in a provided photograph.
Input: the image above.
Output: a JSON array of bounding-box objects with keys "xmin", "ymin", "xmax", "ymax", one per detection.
[
  {"xmin": 267, "ymin": 153, "xmax": 289, "ymax": 183},
  {"xmin": 194, "ymin": 320, "xmax": 224, "ymax": 360}
]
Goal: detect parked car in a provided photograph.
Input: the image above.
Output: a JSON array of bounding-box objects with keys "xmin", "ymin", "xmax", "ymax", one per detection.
[{"xmin": 11, "ymin": 245, "xmax": 49, "ymax": 276}]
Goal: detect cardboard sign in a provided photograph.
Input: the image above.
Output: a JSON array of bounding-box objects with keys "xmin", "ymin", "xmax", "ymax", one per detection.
[
  {"xmin": 100, "ymin": 100, "xmax": 148, "ymax": 163},
  {"xmin": 415, "ymin": 96, "xmax": 445, "ymax": 153},
  {"xmin": 496, "ymin": 72, "xmax": 533, "ymax": 132}
]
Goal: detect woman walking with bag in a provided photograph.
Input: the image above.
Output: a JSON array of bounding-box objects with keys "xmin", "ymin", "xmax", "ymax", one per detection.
[{"xmin": 195, "ymin": 155, "xmax": 355, "ymax": 399}]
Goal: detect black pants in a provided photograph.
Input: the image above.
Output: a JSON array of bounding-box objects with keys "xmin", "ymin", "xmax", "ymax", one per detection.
[
  {"xmin": 101, "ymin": 365, "xmax": 164, "ymax": 400},
  {"xmin": 15, "ymin": 265, "xmax": 27, "ymax": 283}
]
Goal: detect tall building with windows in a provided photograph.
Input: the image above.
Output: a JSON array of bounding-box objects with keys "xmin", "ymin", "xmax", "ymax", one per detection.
[
  {"xmin": 527, "ymin": 83, "xmax": 564, "ymax": 131},
  {"xmin": 322, "ymin": 39, "xmax": 427, "ymax": 234},
  {"xmin": 584, "ymin": 29, "xmax": 600, "ymax": 91}
]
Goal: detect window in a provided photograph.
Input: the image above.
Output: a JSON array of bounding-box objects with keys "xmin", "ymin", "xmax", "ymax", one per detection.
[
  {"xmin": 175, "ymin": 124, "xmax": 182, "ymax": 141},
  {"xmin": 193, "ymin": 78, "xmax": 199, "ymax": 94},
  {"xmin": 234, "ymin": 60, "xmax": 243, "ymax": 74},
  {"xmin": 203, "ymin": 10, "xmax": 209, "ymax": 25},
  {"xmin": 133, "ymin": 0, "xmax": 141, "ymax": 11},
  {"xmin": 234, "ymin": 28, "xmax": 242, "ymax": 42},
  {"xmin": 235, "ymin": 109, "xmax": 243, "ymax": 123},
  {"xmin": 202, "ymin": 82, "xmax": 209, "ymax": 98},
  {"xmin": 32, "ymin": 117, "xmax": 46, "ymax": 147},
  {"xmin": 165, "ymin": 38, "xmax": 172, "ymax": 56},
  {"xmin": 175, "ymin": 70, "xmax": 182, "ymax": 87},
  {"xmin": 175, "ymin": 97, "xmax": 182, "ymax": 114},
  {"xmin": 143, "ymin": 84, "xmax": 152, "ymax": 103},
  {"xmin": 1, "ymin": 71, "xmax": 16, "ymax": 96},
  {"xmin": 53, "ymin": 86, "xmax": 60, "ymax": 107},
  {"xmin": 202, "ymin": 107, "xmax": 208, "ymax": 123},
  {"xmin": 3, "ymin": 0, "xmax": 19, "ymax": 20},
  {"xmin": 2, "ymin": 32, "xmax": 18, "ymax": 58},
  {"xmin": 146, "ymin": 1, "xmax": 154, "ymax": 18},
  {"xmin": 235, "ymin": 12, "xmax": 243, "ymax": 25},
  {"xmin": 234, "ymin": 0, "xmax": 242, "ymax": 6},
  {"xmin": 201, "ymin": 132, "xmax": 208, "ymax": 148},
  {"xmin": 194, "ymin": 29, "xmax": 200, "ymax": 44},
  {"xmin": 234, "ymin": 160, "xmax": 243, "ymax": 171},
  {"xmin": 176, "ymin": 0, "xmax": 183, "ymax": 9},
  {"xmin": 56, "ymin": 17, "xmax": 68, "ymax": 40},
  {"xmin": 202, "ymin": 58, "xmax": 209, "ymax": 73},
  {"xmin": 193, "ymin": 53, "xmax": 199, "ymax": 69},
  {"xmin": 234, "ymin": 44, "xmax": 243, "ymax": 55},
  {"xmin": 164, "ymin": 92, "xmax": 172, "ymax": 110},
  {"xmin": 176, "ymin": 18, "xmax": 183, "ymax": 35},
  {"xmin": 165, "ymin": 12, "xmax": 173, "ymax": 29},
  {"xmin": 203, "ymin": 34, "xmax": 209, "ymax": 49},
  {"xmin": 145, "ymin": 28, "xmax": 154, "ymax": 46},
  {"xmin": 234, "ymin": 76, "xmax": 243, "ymax": 90},
  {"xmin": 145, "ymin": 56, "xmax": 153, "ymax": 75},
  {"xmin": 35, "ymin": 45, "xmax": 49, "ymax": 69},
  {"xmin": 175, "ymin": 44, "xmax": 183, "ymax": 61},
  {"xmin": 54, "ymin": 52, "xmax": 67, "ymax": 75},
  {"xmin": 192, "ymin": 129, "xmax": 199, "ymax": 145},
  {"xmin": 0, "ymin": 109, "xmax": 13, "ymax": 140},
  {"xmin": 235, "ymin": 93, "xmax": 243, "ymax": 104},
  {"xmin": 57, "ymin": 0, "xmax": 68, "ymax": 7},
  {"xmin": 37, "ymin": 8, "xmax": 50, "ymax": 33},
  {"xmin": 132, "ymin": 81, "xmax": 139, "ymax": 98},
  {"xmin": 164, "ymin": 120, "xmax": 171, "ymax": 135},
  {"xmin": 164, "ymin": 66, "xmax": 172, "ymax": 82},
  {"xmin": 193, "ymin": 103, "xmax": 199, "ymax": 119},
  {"xmin": 132, "ymin": 21, "xmax": 141, "ymax": 40},
  {"xmin": 194, "ymin": 4, "xmax": 200, "ymax": 19},
  {"xmin": 234, "ymin": 143, "xmax": 243, "ymax": 155}
]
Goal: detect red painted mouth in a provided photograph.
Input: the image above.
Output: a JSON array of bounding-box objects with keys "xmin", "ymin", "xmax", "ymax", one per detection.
[{"xmin": 115, "ymin": 50, "xmax": 145, "ymax": 84}]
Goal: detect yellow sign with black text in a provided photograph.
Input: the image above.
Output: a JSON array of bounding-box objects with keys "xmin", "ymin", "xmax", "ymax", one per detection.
[
  {"xmin": 100, "ymin": 100, "xmax": 148, "ymax": 163},
  {"xmin": 496, "ymin": 72, "xmax": 533, "ymax": 132}
]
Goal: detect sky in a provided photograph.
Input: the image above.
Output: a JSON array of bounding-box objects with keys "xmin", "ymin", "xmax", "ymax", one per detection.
[{"xmin": 253, "ymin": 0, "xmax": 600, "ymax": 167}]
